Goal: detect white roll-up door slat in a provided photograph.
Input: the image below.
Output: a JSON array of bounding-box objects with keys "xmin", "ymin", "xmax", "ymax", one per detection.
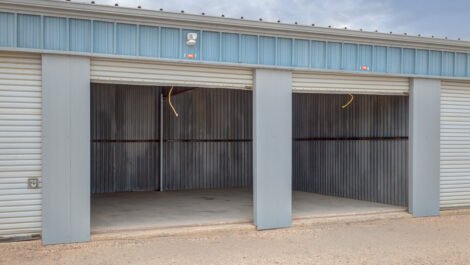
[
  {"xmin": 293, "ymin": 72, "xmax": 409, "ymax": 95},
  {"xmin": 91, "ymin": 58, "xmax": 253, "ymax": 89},
  {"xmin": 441, "ymin": 80, "xmax": 470, "ymax": 209},
  {"xmin": 0, "ymin": 53, "xmax": 42, "ymax": 238}
]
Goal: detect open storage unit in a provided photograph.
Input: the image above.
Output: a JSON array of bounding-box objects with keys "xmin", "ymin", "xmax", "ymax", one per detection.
[
  {"xmin": 291, "ymin": 73, "xmax": 410, "ymax": 217},
  {"xmin": 90, "ymin": 83, "xmax": 253, "ymax": 232}
]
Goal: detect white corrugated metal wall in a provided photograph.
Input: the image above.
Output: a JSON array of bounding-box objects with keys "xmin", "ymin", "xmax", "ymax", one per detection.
[
  {"xmin": 0, "ymin": 53, "xmax": 42, "ymax": 237},
  {"xmin": 293, "ymin": 72, "xmax": 409, "ymax": 95},
  {"xmin": 441, "ymin": 80, "xmax": 470, "ymax": 208},
  {"xmin": 91, "ymin": 58, "xmax": 253, "ymax": 90}
]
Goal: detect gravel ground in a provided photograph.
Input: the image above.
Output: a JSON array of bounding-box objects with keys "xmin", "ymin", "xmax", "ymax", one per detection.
[{"xmin": 1, "ymin": 213, "xmax": 470, "ymax": 265}]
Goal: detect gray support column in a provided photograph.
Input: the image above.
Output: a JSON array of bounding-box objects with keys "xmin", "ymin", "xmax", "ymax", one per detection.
[
  {"xmin": 253, "ymin": 69, "xmax": 292, "ymax": 230},
  {"xmin": 42, "ymin": 55, "xmax": 90, "ymax": 244},
  {"xmin": 409, "ymin": 78, "xmax": 440, "ymax": 217}
]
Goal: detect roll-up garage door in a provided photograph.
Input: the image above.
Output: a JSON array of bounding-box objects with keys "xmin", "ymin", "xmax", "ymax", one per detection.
[
  {"xmin": 441, "ymin": 81, "xmax": 470, "ymax": 208},
  {"xmin": 293, "ymin": 72, "xmax": 409, "ymax": 95},
  {"xmin": 91, "ymin": 58, "xmax": 253, "ymax": 90},
  {"xmin": 0, "ymin": 53, "xmax": 42, "ymax": 238}
]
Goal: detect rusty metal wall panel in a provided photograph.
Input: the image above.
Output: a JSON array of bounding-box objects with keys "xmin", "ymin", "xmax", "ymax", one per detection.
[
  {"xmin": 293, "ymin": 94, "xmax": 409, "ymax": 206},
  {"xmin": 91, "ymin": 84, "xmax": 160, "ymax": 193},
  {"xmin": 163, "ymin": 88, "xmax": 253, "ymax": 190}
]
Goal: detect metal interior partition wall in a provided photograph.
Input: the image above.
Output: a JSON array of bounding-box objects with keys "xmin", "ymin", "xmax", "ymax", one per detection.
[
  {"xmin": 293, "ymin": 94, "xmax": 409, "ymax": 206},
  {"xmin": 91, "ymin": 84, "xmax": 253, "ymax": 193}
]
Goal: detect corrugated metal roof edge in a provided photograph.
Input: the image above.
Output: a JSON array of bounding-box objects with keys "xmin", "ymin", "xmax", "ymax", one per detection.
[{"xmin": 1, "ymin": 0, "xmax": 470, "ymax": 53}]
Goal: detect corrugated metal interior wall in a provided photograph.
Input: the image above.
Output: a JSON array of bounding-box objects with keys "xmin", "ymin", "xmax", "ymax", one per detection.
[
  {"xmin": 91, "ymin": 84, "xmax": 252, "ymax": 193},
  {"xmin": 162, "ymin": 88, "xmax": 252, "ymax": 190},
  {"xmin": 293, "ymin": 94, "xmax": 409, "ymax": 206},
  {"xmin": 91, "ymin": 84, "xmax": 161, "ymax": 193},
  {"xmin": 91, "ymin": 84, "xmax": 407, "ymax": 206}
]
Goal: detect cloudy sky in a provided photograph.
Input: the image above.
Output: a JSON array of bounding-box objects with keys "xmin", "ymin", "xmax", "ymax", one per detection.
[{"xmin": 67, "ymin": 0, "xmax": 470, "ymax": 40}]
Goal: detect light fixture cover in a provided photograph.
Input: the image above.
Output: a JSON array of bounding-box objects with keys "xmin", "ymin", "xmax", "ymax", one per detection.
[{"xmin": 186, "ymin": 33, "xmax": 198, "ymax": 46}]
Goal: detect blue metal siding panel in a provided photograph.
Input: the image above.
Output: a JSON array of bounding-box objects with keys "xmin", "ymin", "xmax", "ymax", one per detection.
[
  {"xmin": 374, "ymin": 46, "xmax": 387, "ymax": 72},
  {"xmin": 139, "ymin": 25, "xmax": 159, "ymax": 57},
  {"xmin": 44, "ymin": 17, "xmax": 67, "ymax": 50},
  {"xmin": 182, "ymin": 29, "xmax": 200, "ymax": 60},
  {"xmin": 277, "ymin": 38, "xmax": 292, "ymax": 66},
  {"xmin": 403, "ymin": 48, "xmax": 415, "ymax": 74},
  {"xmin": 429, "ymin": 51, "xmax": 442, "ymax": 76},
  {"xmin": 415, "ymin": 50, "xmax": 428, "ymax": 75},
  {"xmin": 240, "ymin": 34, "xmax": 257, "ymax": 64},
  {"xmin": 2, "ymin": 12, "xmax": 470, "ymax": 79},
  {"xmin": 0, "ymin": 12, "xmax": 15, "ymax": 47},
  {"xmin": 93, "ymin": 21, "xmax": 113, "ymax": 54},
  {"xmin": 327, "ymin": 42, "xmax": 341, "ymax": 69},
  {"xmin": 221, "ymin": 33, "xmax": 239, "ymax": 63},
  {"xmin": 442, "ymin": 51, "xmax": 454, "ymax": 76},
  {"xmin": 69, "ymin": 19, "xmax": 91, "ymax": 52},
  {"xmin": 17, "ymin": 14, "xmax": 41, "ymax": 49},
  {"xmin": 468, "ymin": 54, "xmax": 470, "ymax": 77},
  {"xmin": 357, "ymin": 45, "xmax": 372, "ymax": 70},
  {"xmin": 311, "ymin": 41, "xmax": 326, "ymax": 69},
  {"xmin": 116, "ymin": 23, "xmax": 137, "ymax": 56},
  {"xmin": 202, "ymin": 31, "xmax": 220, "ymax": 61},
  {"xmin": 259, "ymin": 36, "xmax": 275, "ymax": 65},
  {"xmin": 293, "ymin": 39, "xmax": 309, "ymax": 67},
  {"xmin": 342, "ymin": 43, "xmax": 357, "ymax": 71},
  {"xmin": 455, "ymin": 53, "xmax": 467, "ymax": 77},
  {"xmin": 160, "ymin": 27, "xmax": 179, "ymax": 59},
  {"xmin": 387, "ymin": 47, "xmax": 401, "ymax": 73}
]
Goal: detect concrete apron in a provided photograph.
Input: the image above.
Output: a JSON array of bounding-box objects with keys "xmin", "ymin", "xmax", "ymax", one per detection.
[{"xmin": 90, "ymin": 210, "xmax": 411, "ymax": 242}]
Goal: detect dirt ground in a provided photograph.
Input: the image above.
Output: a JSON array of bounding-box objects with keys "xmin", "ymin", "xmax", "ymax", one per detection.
[{"xmin": 1, "ymin": 213, "xmax": 470, "ymax": 265}]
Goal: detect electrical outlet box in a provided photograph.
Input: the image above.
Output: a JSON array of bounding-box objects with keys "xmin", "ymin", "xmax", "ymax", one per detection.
[{"xmin": 28, "ymin": 177, "xmax": 39, "ymax": 189}]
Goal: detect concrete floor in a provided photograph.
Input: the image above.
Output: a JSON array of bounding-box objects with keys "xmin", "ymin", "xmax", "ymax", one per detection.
[{"xmin": 91, "ymin": 188, "xmax": 405, "ymax": 233}]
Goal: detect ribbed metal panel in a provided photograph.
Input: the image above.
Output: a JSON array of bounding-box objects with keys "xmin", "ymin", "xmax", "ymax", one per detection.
[
  {"xmin": 160, "ymin": 27, "xmax": 179, "ymax": 59},
  {"xmin": 259, "ymin": 36, "xmax": 275, "ymax": 65},
  {"xmin": 0, "ymin": 12, "xmax": 15, "ymax": 47},
  {"xmin": 93, "ymin": 21, "xmax": 114, "ymax": 54},
  {"xmin": 91, "ymin": 85, "xmax": 253, "ymax": 192},
  {"xmin": 91, "ymin": 84, "xmax": 160, "ymax": 193},
  {"xmin": 440, "ymin": 81, "xmax": 470, "ymax": 208},
  {"xmin": 91, "ymin": 58, "xmax": 253, "ymax": 89},
  {"xmin": 0, "ymin": 52, "xmax": 42, "ymax": 237},
  {"xmin": 202, "ymin": 31, "xmax": 220, "ymax": 62},
  {"xmin": 293, "ymin": 72, "xmax": 409, "ymax": 95},
  {"xmin": 293, "ymin": 94, "xmax": 408, "ymax": 206},
  {"xmin": 139, "ymin": 25, "xmax": 159, "ymax": 57},
  {"xmin": 163, "ymin": 141, "xmax": 252, "ymax": 190},
  {"xmin": 293, "ymin": 39, "xmax": 309, "ymax": 67},
  {"xmin": 293, "ymin": 140, "xmax": 408, "ymax": 206},
  {"xmin": 2, "ymin": 11, "xmax": 470, "ymax": 79},
  {"xmin": 43, "ymin": 16, "xmax": 67, "ymax": 51},
  {"xmin": 221, "ymin": 33, "xmax": 239, "ymax": 63},
  {"xmin": 116, "ymin": 23, "xmax": 137, "ymax": 56},
  {"xmin": 69, "ymin": 19, "xmax": 91, "ymax": 53},
  {"xmin": 163, "ymin": 88, "xmax": 252, "ymax": 190},
  {"xmin": 17, "ymin": 14, "xmax": 41, "ymax": 49}
]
